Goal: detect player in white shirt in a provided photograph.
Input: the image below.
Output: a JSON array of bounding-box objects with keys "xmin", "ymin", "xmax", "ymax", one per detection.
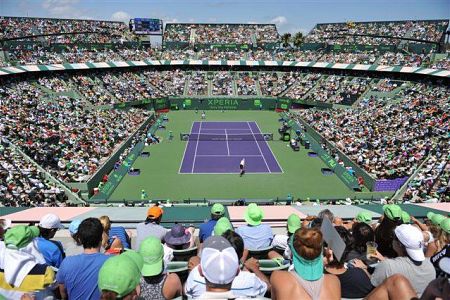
[{"xmin": 240, "ymin": 158, "xmax": 245, "ymax": 177}]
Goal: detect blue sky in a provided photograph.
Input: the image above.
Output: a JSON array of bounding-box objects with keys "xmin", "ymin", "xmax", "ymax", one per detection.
[{"xmin": 1, "ymin": 0, "xmax": 449, "ymax": 34}]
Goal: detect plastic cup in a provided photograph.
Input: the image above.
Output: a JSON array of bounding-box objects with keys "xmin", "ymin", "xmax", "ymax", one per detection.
[{"xmin": 366, "ymin": 241, "xmax": 378, "ymax": 259}]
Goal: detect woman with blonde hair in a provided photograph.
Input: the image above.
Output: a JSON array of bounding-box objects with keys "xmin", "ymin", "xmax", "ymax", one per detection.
[
  {"xmin": 425, "ymin": 215, "xmax": 449, "ymax": 257},
  {"xmin": 99, "ymin": 216, "xmax": 123, "ymax": 254},
  {"xmin": 270, "ymin": 227, "xmax": 340, "ymax": 300}
]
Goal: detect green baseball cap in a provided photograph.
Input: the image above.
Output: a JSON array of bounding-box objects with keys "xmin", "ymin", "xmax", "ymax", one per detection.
[
  {"xmin": 401, "ymin": 211, "xmax": 411, "ymax": 224},
  {"xmin": 214, "ymin": 217, "xmax": 233, "ymax": 236},
  {"xmin": 139, "ymin": 237, "xmax": 164, "ymax": 276},
  {"xmin": 287, "ymin": 214, "xmax": 301, "ymax": 234},
  {"xmin": 4, "ymin": 225, "xmax": 39, "ymax": 249},
  {"xmin": 211, "ymin": 203, "xmax": 225, "ymax": 216},
  {"xmin": 98, "ymin": 255, "xmax": 140, "ymax": 298},
  {"xmin": 383, "ymin": 204, "xmax": 402, "ymax": 221},
  {"xmin": 123, "ymin": 249, "xmax": 144, "ymax": 272},
  {"xmin": 440, "ymin": 218, "xmax": 450, "ymax": 234},
  {"xmin": 356, "ymin": 211, "xmax": 372, "ymax": 224},
  {"xmin": 427, "ymin": 212, "xmax": 446, "ymax": 226},
  {"xmin": 244, "ymin": 203, "xmax": 264, "ymax": 226}
]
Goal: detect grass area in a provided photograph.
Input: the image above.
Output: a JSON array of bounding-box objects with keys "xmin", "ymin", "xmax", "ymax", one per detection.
[{"xmin": 110, "ymin": 111, "xmax": 390, "ymax": 201}]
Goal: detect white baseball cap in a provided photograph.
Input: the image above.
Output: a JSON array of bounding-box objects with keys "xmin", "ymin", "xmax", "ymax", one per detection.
[
  {"xmin": 38, "ymin": 213, "xmax": 64, "ymax": 230},
  {"xmin": 394, "ymin": 224, "xmax": 425, "ymax": 262},
  {"xmin": 200, "ymin": 236, "xmax": 239, "ymax": 285}
]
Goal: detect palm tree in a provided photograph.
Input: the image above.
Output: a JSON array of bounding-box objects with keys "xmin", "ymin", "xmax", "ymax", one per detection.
[
  {"xmin": 292, "ymin": 32, "xmax": 304, "ymax": 48},
  {"xmin": 281, "ymin": 33, "xmax": 292, "ymax": 48}
]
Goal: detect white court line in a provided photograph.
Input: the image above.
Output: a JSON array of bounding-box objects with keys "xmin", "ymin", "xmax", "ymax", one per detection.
[
  {"xmin": 196, "ymin": 155, "xmax": 263, "ymax": 157},
  {"xmin": 178, "ymin": 121, "xmax": 195, "ymax": 174},
  {"xmin": 191, "ymin": 121, "xmax": 202, "ymax": 173},
  {"xmin": 247, "ymin": 121, "xmax": 271, "ymax": 173},
  {"xmin": 179, "ymin": 171, "xmax": 280, "ymax": 175},
  {"xmin": 254, "ymin": 122, "xmax": 284, "ymax": 174},
  {"xmin": 200, "ymin": 128, "xmax": 252, "ymax": 131},
  {"xmin": 225, "ymin": 129, "xmax": 230, "ymax": 156}
]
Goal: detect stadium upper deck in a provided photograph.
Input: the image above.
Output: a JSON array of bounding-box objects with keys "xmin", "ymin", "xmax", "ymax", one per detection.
[
  {"xmin": 163, "ymin": 23, "xmax": 280, "ymax": 47},
  {"xmin": 0, "ymin": 16, "xmax": 134, "ymax": 43},
  {"xmin": 0, "ymin": 17, "xmax": 449, "ymax": 69},
  {"xmin": 304, "ymin": 19, "xmax": 449, "ymax": 45}
]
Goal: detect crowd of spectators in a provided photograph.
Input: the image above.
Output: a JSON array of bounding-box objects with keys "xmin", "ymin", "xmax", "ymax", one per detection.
[
  {"xmin": 1, "ymin": 203, "xmax": 449, "ymax": 299},
  {"xmin": 294, "ymin": 82, "xmax": 449, "ymax": 179},
  {"xmin": 372, "ymin": 78, "xmax": 404, "ymax": 92},
  {"xmin": 0, "ymin": 16, "xmax": 132, "ymax": 43},
  {"xmin": 0, "ymin": 79, "xmax": 151, "ymax": 183},
  {"xmin": 284, "ymin": 73, "xmax": 323, "ymax": 100},
  {"xmin": 38, "ymin": 75, "xmax": 70, "ymax": 93},
  {"xmin": 212, "ymin": 71, "xmax": 234, "ymax": 95},
  {"xmin": 259, "ymin": 72, "xmax": 300, "ymax": 96},
  {"xmin": 71, "ymin": 74, "xmax": 116, "ymax": 106},
  {"xmin": 3, "ymin": 44, "xmax": 448, "ymax": 72},
  {"xmin": 142, "ymin": 69, "xmax": 186, "ymax": 96},
  {"xmin": 0, "ymin": 142, "xmax": 68, "ymax": 207},
  {"xmin": 304, "ymin": 75, "xmax": 370, "ymax": 105},
  {"xmin": 403, "ymin": 141, "xmax": 449, "ymax": 203},
  {"xmin": 430, "ymin": 54, "xmax": 450, "ymax": 70},
  {"xmin": 187, "ymin": 71, "xmax": 208, "ymax": 95},
  {"xmin": 236, "ymin": 72, "xmax": 257, "ymax": 96},
  {"xmin": 3, "ymin": 46, "xmax": 161, "ymax": 67},
  {"xmin": 304, "ymin": 20, "xmax": 448, "ymax": 45},
  {"xmin": 1, "ymin": 16, "xmax": 448, "ymax": 71},
  {"xmin": 100, "ymin": 71, "xmax": 163, "ymax": 103},
  {"xmin": 164, "ymin": 23, "xmax": 279, "ymax": 45},
  {"xmin": 378, "ymin": 51, "xmax": 430, "ymax": 67},
  {"xmin": 319, "ymin": 51, "xmax": 378, "ymax": 64}
]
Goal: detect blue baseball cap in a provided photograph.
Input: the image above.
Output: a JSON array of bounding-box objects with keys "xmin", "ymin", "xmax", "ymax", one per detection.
[{"xmin": 68, "ymin": 219, "xmax": 82, "ymax": 235}]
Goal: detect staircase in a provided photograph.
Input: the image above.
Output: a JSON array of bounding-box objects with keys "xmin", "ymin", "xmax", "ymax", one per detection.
[
  {"xmin": 0, "ymin": 50, "xmax": 9, "ymax": 67},
  {"xmin": 183, "ymin": 75, "xmax": 191, "ymax": 96},
  {"xmin": 232, "ymin": 72, "xmax": 238, "ymax": 96},
  {"xmin": 302, "ymin": 75, "xmax": 328, "ymax": 100},
  {"xmin": 255, "ymin": 75, "xmax": 262, "ymax": 96},
  {"xmin": 352, "ymin": 78, "xmax": 378, "ymax": 107}
]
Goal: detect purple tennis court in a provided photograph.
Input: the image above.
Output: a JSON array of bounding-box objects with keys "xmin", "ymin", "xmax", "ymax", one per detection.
[{"xmin": 179, "ymin": 121, "xmax": 283, "ymax": 174}]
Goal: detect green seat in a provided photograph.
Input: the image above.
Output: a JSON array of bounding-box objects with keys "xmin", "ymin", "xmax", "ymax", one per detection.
[
  {"xmin": 167, "ymin": 261, "xmax": 188, "ymax": 273},
  {"xmin": 248, "ymin": 246, "xmax": 273, "ymax": 260},
  {"xmin": 167, "ymin": 261, "xmax": 189, "ymax": 283},
  {"xmin": 273, "ymin": 245, "xmax": 285, "ymax": 256},
  {"xmin": 172, "ymin": 246, "xmax": 198, "ymax": 262},
  {"xmin": 259, "ymin": 259, "xmax": 290, "ymax": 275}
]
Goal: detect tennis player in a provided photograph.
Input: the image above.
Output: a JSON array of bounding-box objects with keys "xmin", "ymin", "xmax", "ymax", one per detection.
[
  {"xmin": 201, "ymin": 111, "xmax": 206, "ymax": 119},
  {"xmin": 240, "ymin": 158, "xmax": 245, "ymax": 177}
]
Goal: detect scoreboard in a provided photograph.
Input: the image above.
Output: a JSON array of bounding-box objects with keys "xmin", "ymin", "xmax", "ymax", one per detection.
[{"xmin": 130, "ymin": 18, "xmax": 163, "ymax": 35}]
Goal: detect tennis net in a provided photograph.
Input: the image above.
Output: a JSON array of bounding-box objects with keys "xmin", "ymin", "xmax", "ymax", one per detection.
[{"xmin": 180, "ymin": 133, "xmax": 273, "ymax": 141}]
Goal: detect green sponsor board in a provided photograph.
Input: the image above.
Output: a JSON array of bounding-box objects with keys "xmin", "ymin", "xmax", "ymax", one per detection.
[
  {"xmin": 206, "ymin": 99, "xmax": 240, "ymax": 110},
  {"xmin": 90, "ymin": 142, "xmax": 144, "ymax": 201},
  {"xmin": 183, "ymin": 99, "xmax": 192, "ymax": 107},
  {"xmin": 277, "ymin": 98, "xmax": 290, "ymax": 110},
  {"xmin": 89, "ymin": 115, "xmax": 161, "ymax": 202},
  {"xmin": 329, "ymin": 44, "xmax": 395, "ymax": 53},
  {"xmin": 154, "ymin": 98, "xmax": 169, "ymax": 110},
  {"xmin": 290, "ymin": 99, "xmax": 333, "ymax": 109},
  {"xmin": 113, "ymin": 98, "xmax": 168, "ymax": 110},
  {"xmin": 169, "ymin": 97, "xmax": 284, "ymax": 110}
]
